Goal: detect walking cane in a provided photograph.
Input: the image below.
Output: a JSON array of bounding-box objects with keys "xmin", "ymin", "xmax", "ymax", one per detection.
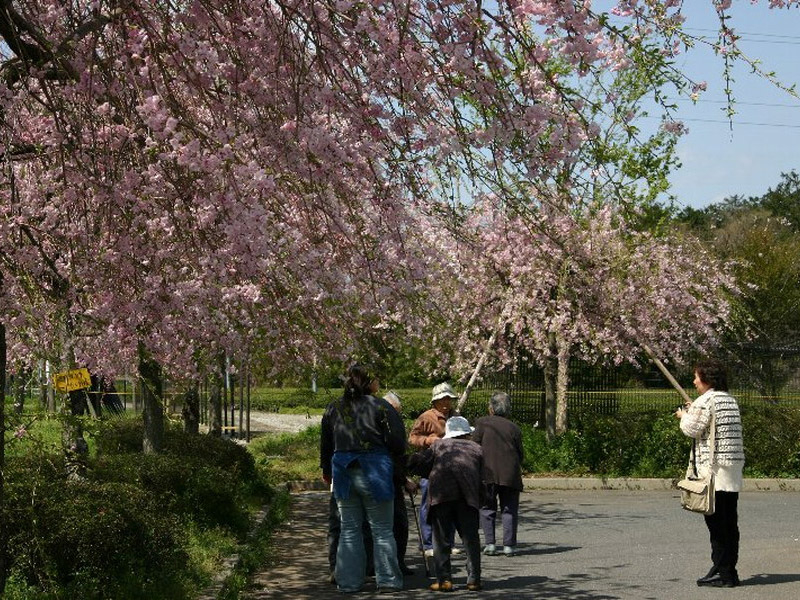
[{"xmin": 408, "ymin": 489, "xmax": 432, "ymax": 578}]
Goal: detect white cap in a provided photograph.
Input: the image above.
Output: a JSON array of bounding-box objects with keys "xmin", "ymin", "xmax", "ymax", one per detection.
[{"xmin": 443, "ymin": 416, "xmax": 473, "ymax": 439}]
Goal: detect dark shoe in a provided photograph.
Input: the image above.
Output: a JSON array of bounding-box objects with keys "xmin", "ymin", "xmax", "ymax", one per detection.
[
  {"xmin": 399, "ymin": 564, "xmax": 415, "ymax": 575},
  {"xmin": 697, "ymin": 573, "xmax": 737, "ymax": 588},
  {"xmin": 466, "ymin": 581, "xmax": 483, "ymax": 591},
  {"xmin": 696, "ymin": 566, "xmax": 718, "ymax": 585},
  {"xmin": 430, "ymin": 580, "xmax": 453, "ymax": 592}
]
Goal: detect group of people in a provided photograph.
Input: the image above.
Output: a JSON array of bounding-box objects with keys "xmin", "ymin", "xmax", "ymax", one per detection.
[
  {"xmin": 319, "ymin": 368, "xmax": 523, "ymax": 593},
  {"xmin": 320, "ymin": 358, "xmax": 744, "ymax": 593}
]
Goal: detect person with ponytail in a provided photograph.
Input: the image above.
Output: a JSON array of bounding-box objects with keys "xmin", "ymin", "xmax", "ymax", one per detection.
[{"xmin": 320, "ymin": 364, "xmax": 407, "ymax": 593}]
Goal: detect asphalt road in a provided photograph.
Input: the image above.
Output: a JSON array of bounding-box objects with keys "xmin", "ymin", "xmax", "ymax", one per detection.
[{"xmin": 244, "ymin": 489, "xmax": 800, "ymax": 600}]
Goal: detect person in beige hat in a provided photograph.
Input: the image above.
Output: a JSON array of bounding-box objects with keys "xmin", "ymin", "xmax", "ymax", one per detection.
[{"xmin": 408, "ymin": 382, "xmax": 457, "ymax": 556}]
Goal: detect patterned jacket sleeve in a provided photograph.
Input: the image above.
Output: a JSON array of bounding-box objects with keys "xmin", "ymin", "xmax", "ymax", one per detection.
[{"xmin": 680, "ymin": 395, "xmax": 712, "ymax": 439}]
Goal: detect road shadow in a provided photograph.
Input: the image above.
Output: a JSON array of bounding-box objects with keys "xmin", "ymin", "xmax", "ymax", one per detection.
[
  {"xmin": 743, "ymin": 573, "xmax": 800, "ymax": 586},
  {"xmin": 521, "ymin": 502, "xmax": 650, "ymax": 530},
  {"xmin": 481, "ymin": 574, "xmax": 623, "ymax": 599}
]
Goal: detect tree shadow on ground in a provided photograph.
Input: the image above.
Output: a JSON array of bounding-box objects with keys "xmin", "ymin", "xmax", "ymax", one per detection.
[{"xmin": 743, "ymin": 573, "xmax": 800, "ymax": 586}]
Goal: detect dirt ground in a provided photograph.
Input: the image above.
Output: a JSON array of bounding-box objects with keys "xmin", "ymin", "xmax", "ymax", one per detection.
[
  {"xmin": 207, "ymin": 409, "xmax": 322, "ymax": 438},
  {"xmin": 248, "ymin": 410, "xmax": 322, "ymax": 435}
]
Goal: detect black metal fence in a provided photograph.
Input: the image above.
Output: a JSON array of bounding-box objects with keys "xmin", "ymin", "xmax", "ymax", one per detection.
[{"xmin": 470, "ymin": 346, "xmax": 800, "ymax": 427}]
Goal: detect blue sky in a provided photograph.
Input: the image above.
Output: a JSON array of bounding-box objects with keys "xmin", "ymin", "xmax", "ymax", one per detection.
[{"xmin": 656, "ymin": 2, "xmax": 800, "ymax": 209}]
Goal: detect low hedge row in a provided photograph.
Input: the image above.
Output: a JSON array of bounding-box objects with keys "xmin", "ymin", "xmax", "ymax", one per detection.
[
  {"xmin": 521, "ymin": 404, "xmax": 800, "ymax": 478},
  {"xmin": 2, "ymin": 417, "xmax": 272, "ymax": 600}
]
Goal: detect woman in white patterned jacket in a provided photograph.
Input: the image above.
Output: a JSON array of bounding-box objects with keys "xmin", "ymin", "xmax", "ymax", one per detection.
[{"xmin": 675, "ymin": 359, "xmax": 745, "ymax": 588}]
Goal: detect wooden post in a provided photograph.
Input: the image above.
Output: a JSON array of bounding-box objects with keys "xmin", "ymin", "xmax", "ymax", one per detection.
[
  {"xmin": 642, "ymin": 343, "xmax": 693, "ymax": 405},
  {"xmin": 246, "ymin": 367, "xmax": 251, "ymax": 443},
  {"xmin": 238, "ymin": 369, "xmax": 244, "ymax": 439}
]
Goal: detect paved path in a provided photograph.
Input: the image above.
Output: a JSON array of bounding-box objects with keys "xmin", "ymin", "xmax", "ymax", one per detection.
[{"xmin": 243, "ymin": 489, "xmax": 800, "ymax": 600}]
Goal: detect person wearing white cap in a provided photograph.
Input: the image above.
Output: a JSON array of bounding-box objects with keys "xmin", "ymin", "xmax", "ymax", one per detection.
[
  {"xmin": 408, "ymin": 382, "xmax": 457, "ymax": 556},
  {"xmin": 408, "ymin": 416, "xmax": 484, "ymax": 592}
]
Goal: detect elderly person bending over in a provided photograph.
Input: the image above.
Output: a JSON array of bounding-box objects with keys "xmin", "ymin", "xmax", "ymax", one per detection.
[
  {"xmin": 473, "ymin": 391, "xmax": 524, "ymax": 556},
  {"xmin": 408, "ymin": 416, "xmax": 483, "ymax": 592}
]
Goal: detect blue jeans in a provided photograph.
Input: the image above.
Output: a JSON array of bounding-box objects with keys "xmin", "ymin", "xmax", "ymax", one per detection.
[
  {"xmin": 336, "ymin": 467, "xmax": 402, "ymax": 592},
  {"xmin": 420, "ymin": 478, "xmax": 455, "ymax": 550}
]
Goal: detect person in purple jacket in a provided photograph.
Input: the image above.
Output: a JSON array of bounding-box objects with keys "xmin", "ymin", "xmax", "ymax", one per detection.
[
  {"xmin": 408, "ymin": 416, "xmax": 483, "ymax": 592},
  {"xmin": 473, "ymin": 391, "xmax": 524, "ymax": 557}
]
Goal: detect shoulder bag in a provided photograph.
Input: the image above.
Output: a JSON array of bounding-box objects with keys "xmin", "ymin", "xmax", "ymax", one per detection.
[{"xmin": 676, "ymin": 403, "xmax": 716, "ymax": 515}]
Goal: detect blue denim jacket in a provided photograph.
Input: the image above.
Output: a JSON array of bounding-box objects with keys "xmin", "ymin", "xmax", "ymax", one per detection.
[{"xmin": 332, "ymin": 450, "xmax": 394, "ymax": 503}]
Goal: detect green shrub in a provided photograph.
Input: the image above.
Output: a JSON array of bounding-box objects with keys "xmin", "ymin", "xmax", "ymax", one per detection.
[
  {"xmin": 164, "ymin": 428, "xmax": 257, "ymax": 481},
  {"xmin": 636, "ymin": 413, "xmax": 692, "ymax": 478},
  {"xmin": 519, "ymin": 404, "xmax": 799, "ymax": 478},
  {"xmin": 1, "ymin": 415, "xmax": 276, "ymax": 599},
  {"xmin": 4, "ymin": 472, "xmax": 191, "ymax": 599},
  {"xmin": 93, "ymin": 416, "xmax": 146, "ymax": 455},
  {"xmin": 90, "ymin": 453, "xmax": 250, "ymax": 534},
  {"xmin": 741, "ymin": 404, "xmax": 800, "ymax": 477},
  {"xmin": 95, "ymin": 416, "xmax": 258, "ymax": 483},
  {"xmin": 520, "ymin": 411, "xmax": 692, "ymax": 477},
  {"xmin": 521, "ymin": 426, "xmax": 588, "ymax": 475}
]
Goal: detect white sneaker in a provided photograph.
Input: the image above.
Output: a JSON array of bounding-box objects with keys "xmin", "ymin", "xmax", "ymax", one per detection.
[
  {"xmin": 482, "ymin": 544, "xmax": 497, "ymax": 555},
  {"xmin": 503, "ymin": 545, "xmax": 516, "ymax": 556},
  {"xmin": 424, "ymin": 549, "xmax": 434, "ymax": 557}
]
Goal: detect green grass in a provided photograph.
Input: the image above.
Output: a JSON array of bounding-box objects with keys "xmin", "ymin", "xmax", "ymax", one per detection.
[{"xmin": 248, "ymin": 425, "xmax": 325, "ymax": 484}]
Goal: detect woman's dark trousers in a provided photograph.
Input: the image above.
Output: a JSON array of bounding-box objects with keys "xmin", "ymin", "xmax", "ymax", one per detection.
[{"xmin": 704, "ymin": 490, "xmax": 739, "ymax": 583}]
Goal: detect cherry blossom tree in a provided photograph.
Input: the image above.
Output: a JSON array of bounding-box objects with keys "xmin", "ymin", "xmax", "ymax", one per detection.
[
  {"xmin": 0, "ymin": 0, "xmax": 796, "ymax": 446},
  {"xmin": 409, "ymin": 194, "xmax": 738, "ymax": 438}
]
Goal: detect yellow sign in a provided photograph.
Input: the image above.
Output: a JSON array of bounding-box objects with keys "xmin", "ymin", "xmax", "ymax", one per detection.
[{"xmin": 54, "ymin": 368, "xmax": 92, "ymax": 393}]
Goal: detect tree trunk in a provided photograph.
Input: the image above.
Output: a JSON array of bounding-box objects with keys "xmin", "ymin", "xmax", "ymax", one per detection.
[
  {"xmin": 138, "ymin": 345, "xmax": 164, "ymax": 454},
  {"xmin": 246, "ymin": 367, "xmax": 251, "ymax": 442},
  {"xmin": 555, "ymin": 345, "xmax": 569, "ymax": 435},
  {"xmin": 456, "ymin": 309, "xmax": 507, "ymax": 414},
  {"xmin": 456, "ymin": 328, "xmax": 498, "ymax": 414},
  {"xmin": 543, "ymin": 332, "xmax": 558, "ymax": 442},
  {"xmin": 38, "ymin": 360, "xmax": 49, "ymax": 412},
  {"xmin": 182, "ymin": 383, "xmax": 200, "ymax": 435},
  {"xmin": 46, "ymin": 361, "xmax": 55, "ymax": 413},
  {"xmin": 0, "ymin": 322, "xmax": 7, "ymax": 594},
  {"xmin": 61, "ymin": 323, "xmax": 89, "ymax": 481},
  {"xmin": 12, "ymin": 369, "xmax": 25, "ymax": 415},
  {"xmin": 209, "ymin": 356, "xmax": 224, "ymax": 437}
]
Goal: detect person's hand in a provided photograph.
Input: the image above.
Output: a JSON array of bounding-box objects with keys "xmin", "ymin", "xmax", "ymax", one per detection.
[
  {"xmin": 322, "ymin": 473, "xmax": 332, "ymax": 485},
  {"xmin": 404, "ymin": 478, "xmax": 419, "ymax": 495},
  {"xmin": 674, "ymin": 403, "xmax": 690, "ymax": 419}
]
